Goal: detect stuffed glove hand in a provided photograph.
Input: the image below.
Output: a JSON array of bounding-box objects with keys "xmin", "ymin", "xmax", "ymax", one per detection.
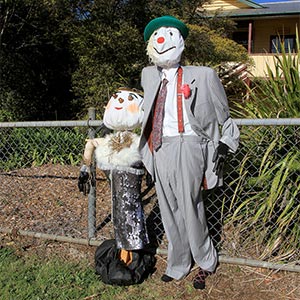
[
  {"xmin": 212, "ymin": 141, "xmax": 229, "ymax": 176},
  {"xmin": 78, "ymin": 165, "xmax": 91, "ymax": 195}
]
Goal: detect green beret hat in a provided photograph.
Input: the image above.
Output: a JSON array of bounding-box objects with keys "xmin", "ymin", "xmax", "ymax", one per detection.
[{"xmin": 144, "ymin": 15, "xmax": 189, "ymax": 41}]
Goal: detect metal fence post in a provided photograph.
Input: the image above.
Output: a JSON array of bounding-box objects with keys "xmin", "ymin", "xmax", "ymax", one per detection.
[{"xmin": 88, "ymin": 107, "xmax": 97, "ymax": 239}]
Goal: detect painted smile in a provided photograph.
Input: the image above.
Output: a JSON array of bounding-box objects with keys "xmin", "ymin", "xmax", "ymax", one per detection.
[
  {"xmin": 154, "ymin": 46, "xmax": 176, "ymax": 54},
  {"xmin": 114, "ymin": 107, "xmax": 123, "ymax": 110}
]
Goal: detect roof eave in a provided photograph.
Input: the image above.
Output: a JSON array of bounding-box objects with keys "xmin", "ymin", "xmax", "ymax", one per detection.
[
  {"xmin": 238, "ymin": 0, "xmax": 265, "ymax": 8},
  {"xmin": 225, "ymin": 11, "xmax": 300, "ymax": 18}
]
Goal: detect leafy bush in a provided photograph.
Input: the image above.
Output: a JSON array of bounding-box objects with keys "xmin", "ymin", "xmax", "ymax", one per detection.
[{"xmin": 184, "ymin": 24, "xmax": 249, "ymax": 66}]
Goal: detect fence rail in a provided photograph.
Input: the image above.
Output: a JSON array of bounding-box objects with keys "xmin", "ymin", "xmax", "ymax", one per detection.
[
  {"xmin": 1, "ymin": 117, "xmax": 299, "ymax": 272},
  {"xmin": 1, "ymin": 117, "xmax": 300, "ymax": 127}
]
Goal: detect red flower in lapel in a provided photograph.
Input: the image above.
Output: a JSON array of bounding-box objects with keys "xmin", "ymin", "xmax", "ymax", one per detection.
[{"xmin": 181, "ymin": 84, "xmax": 191, "ymax": 99}]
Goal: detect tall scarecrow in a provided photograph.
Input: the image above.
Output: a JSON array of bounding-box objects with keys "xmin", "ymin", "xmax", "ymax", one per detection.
[{"xmin": 139, "ymin": 16, "xmax": 240, "ymax": 289}]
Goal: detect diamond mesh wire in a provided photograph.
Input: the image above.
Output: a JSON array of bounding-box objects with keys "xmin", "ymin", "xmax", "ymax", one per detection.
[{"xmin": 0, "ymin": 121, "xmax": 299, "ymax": 265}]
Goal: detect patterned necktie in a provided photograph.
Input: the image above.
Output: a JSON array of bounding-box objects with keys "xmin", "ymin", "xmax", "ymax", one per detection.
[{"xmin": 152, "ymin": 78, "xmax": 168, "ymax": 151}]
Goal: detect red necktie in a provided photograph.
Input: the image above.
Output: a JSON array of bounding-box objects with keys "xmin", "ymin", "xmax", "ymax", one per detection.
[{"xmin": 152, "ymin": 78, "xmax": 168, "ymax": 151}]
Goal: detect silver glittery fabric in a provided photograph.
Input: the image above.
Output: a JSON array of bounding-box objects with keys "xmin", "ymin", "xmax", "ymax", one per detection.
[{"xmin": 110, "ymin": 167, "xmax": 149, "ymax": 250}]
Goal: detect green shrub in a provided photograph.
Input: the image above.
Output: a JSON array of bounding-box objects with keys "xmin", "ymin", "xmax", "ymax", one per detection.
[
  {"xmin": 0, "ymin": 127, "xmax": 86, "ymax": 171},
  {"xmin": 184, "ymin": 24, "xmax": 249, "ymax": 66}
]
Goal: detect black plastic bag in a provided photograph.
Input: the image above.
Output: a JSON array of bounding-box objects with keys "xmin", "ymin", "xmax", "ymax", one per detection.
[{"xmin": 95, "ymin": 239, "xmax": 156, "ymax": 286}]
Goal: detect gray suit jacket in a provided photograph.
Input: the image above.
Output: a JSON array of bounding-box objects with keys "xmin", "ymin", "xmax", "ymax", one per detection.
[{"xmin": 139, "ymin": 65, "xmax": 240, "ymax": 189}]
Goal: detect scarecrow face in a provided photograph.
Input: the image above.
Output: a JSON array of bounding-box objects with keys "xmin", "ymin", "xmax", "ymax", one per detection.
[
  {"xmin": 147, "ymin": 27, "xmax": 184, "ymax": 69},
  {"xmin": 103, "ymin": 90, "xmax": 144, "ymax": 131}
]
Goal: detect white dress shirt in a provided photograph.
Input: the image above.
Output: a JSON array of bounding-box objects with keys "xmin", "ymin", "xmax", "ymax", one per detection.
[{"xmin": 161, "ymin": 66, "xmax": 196, "ymax": 137}]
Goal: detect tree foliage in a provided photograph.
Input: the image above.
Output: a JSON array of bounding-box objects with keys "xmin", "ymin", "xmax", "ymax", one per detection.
[
  {"xmin": 0, "ymin": 0, "xmax": 76, "ymax": 120},
  {"xmin": 70, "ymin": 1, "xmax": 148, "ymax": 116},
  {"xmin": 0, "ymin": 0, "xmax": 250, "ymax": 120}
]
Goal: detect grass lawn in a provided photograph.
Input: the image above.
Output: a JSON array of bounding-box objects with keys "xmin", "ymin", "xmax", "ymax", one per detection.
[
  {"xmin": 1, "ymin": 241, "xmax": 299, "ymax": 300},
  {"xmin": 0, "ymin": 246, "xmax": 160, "ymax": 300}
]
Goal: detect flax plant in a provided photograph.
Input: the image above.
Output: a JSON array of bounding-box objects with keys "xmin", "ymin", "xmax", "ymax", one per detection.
[
  {"xmin": 234, "ymin": 28, "xmax": 300, "ymax": 119},
  {"xmin": 227, "ymin": 28, "xmax": 300, "ymax": 261}
]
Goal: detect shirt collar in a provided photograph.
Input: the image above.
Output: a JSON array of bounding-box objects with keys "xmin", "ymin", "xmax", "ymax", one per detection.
[{"xmin": 161, "ymin": 64, "xmax": 180, "ymax": 82}]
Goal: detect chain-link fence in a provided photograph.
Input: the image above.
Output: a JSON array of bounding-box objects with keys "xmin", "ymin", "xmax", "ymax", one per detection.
[{"xmin": 0, "ymin": 118, "xmax": 299, "ymax": 272}]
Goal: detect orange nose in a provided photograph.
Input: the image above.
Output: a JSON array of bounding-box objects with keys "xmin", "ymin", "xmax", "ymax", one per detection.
[{"xmin": 157, "ymin": 36, "xmax": 165, "ymax": 44}]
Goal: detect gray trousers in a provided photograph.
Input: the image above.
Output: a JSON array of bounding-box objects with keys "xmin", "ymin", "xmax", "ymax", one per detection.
[{"xmin": 154, "ymin": 135, "xmax": 218, "ymax": 280}]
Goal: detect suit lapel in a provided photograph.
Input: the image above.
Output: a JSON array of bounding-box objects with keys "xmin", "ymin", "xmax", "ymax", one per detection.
[
  {"xmin": 182, "ymin": 66, "xmax": 211, "ymax": 140},
  {"xmin": 182, "ymin": 67, "xmax": 195, "ymax": 88},
  {"xmin": 143, "ymin": 67, "xmax": 161, "ymax": 123},
  {"xmin": 182, "ymin": 66, "xmax": 196, "ymax": 109}
]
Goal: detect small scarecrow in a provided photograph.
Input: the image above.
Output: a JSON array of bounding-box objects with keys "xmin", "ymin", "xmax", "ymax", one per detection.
[{"xmin": 78, "ymin": 88, "xmax": 149, "ymax": 262}]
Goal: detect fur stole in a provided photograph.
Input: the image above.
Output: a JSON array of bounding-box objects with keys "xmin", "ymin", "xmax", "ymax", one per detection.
[{"xmin": 94, "ymin": 131, "xmax": 141, "ymax": 169}]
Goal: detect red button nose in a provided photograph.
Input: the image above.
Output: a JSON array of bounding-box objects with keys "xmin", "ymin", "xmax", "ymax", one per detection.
[{"xmin": 157, "ymin": 36, "xmax": 165, "ymax": 44}]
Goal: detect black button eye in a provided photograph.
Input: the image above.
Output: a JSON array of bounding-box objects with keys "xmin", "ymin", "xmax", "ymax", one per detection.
[{"xmin": 170, "ymin": 32, "xmax": 173, "ymax": 36}]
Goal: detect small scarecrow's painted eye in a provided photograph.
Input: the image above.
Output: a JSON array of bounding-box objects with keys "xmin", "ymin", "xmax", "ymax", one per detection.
[
  {"xmin": 169, "ymin": 32, "xmax": 173, "ymax": 36},
  {"xmin": 128, "ymin": 95, "xmax": 133, "ymax": 101},
  {"xmin": 112, "ymin": 93, "xmax": 118, "ymax": 99}
]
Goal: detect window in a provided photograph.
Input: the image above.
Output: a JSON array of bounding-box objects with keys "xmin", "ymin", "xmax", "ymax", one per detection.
[
  {"xmin": 232, "ymin": 32, "xmax": 249, "ymax": 50},
  {"xmin": 270, "ymin": 35, "xmax": 297, "ymax": 53}
]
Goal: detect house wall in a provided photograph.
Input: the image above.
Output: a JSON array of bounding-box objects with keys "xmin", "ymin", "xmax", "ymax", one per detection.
[
  {"xmin": 249, "ymin": 53, "xmax": 297, "ymax": 77},
  {"xmin": 249, "ymin": 54, "xmax": 276, "ymax": 77},
  {"xmin": 252, "ymin": 17, "xmax": 299, "ymax": 53},
  {"xmin": 202, "ymin": 0, "xmax": 299, "ymax": 77}
]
